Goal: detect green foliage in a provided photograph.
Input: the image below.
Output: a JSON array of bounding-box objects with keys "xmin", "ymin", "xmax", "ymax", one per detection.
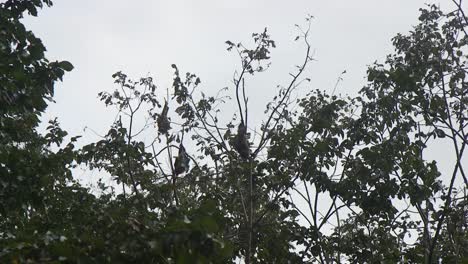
[
  {"xmin": 1, "ymin": 1, "xmax": 467, "ymax": 263},
  {"xmin": 0, "ymin": 0, "xmax": 74, "ymax": 223}
]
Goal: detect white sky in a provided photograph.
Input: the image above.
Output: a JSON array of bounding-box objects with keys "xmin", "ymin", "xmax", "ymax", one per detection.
[
  {"xmin": 22, "ymin": 0, "xmax": 458, "ymax": 135},
  {"xmin": 22, "ymin": 0, "xmax": 466, "ymax": 190}
]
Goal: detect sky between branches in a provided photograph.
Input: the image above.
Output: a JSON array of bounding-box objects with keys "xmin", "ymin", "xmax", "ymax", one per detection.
[{"xmin": 22, "ymin": 0, "xmax": 466, "ymax": 187}]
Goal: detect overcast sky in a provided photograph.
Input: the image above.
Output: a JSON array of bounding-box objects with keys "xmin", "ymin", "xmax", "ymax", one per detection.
[
  {"xmin": 22, "ymin": 0, "xmax": 458, "ymax": 132},
  {"xmin": 22, "ymin": 0, "xmax": 466, "ymax": 188}
]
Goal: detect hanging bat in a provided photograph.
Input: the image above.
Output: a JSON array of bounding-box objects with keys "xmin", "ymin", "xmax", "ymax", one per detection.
[
  {"xmin": 174, "ymin": 143, "xmax": 190, "ymax": 175},
  {"xmin": 233, "ymin": 121, "xmax": 250, "ymax": 160},
  {"xmin": 157, "ymin": 100, "xmax": 171, "ymax": 134}
]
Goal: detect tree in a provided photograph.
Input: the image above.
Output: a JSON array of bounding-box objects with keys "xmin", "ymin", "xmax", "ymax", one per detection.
[
  {"xmin": 1, "ymin": 1, "xmax": 231, "ymax": 263},
  {"xmin": 0, "ymin": 0, "xmax": 75, "ymax": 240},
  {"xmin": 1, "ymin": 1, "xmax": 467, "ymax": 263}
]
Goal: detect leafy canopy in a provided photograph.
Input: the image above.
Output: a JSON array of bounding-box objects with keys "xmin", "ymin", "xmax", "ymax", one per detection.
[{"xmin": 1, "ymin": 1, "xmax": 467, "ymax": 263}]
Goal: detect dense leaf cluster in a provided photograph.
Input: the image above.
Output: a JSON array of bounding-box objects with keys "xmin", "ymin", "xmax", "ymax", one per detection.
[{"xmin": 1, "ymin": 1, "xmax": 466, "ymax": 263}]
